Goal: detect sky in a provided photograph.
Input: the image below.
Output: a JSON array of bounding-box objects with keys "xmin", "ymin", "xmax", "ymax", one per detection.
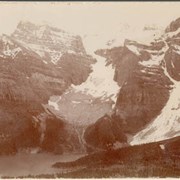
[{"xmin": 0, "ymin": 1, "xmax": 180, "ymax": 36}]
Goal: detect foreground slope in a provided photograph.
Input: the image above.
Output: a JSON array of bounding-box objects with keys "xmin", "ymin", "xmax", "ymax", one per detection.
[{"xmin": 51, "ymin": 137, "xmax": 179, "ymax": 178}]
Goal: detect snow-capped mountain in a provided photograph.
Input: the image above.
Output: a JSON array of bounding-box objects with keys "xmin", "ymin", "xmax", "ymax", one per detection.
[
  {"xmin": 12, "ymin": 21, "xmax": 86, "ymax": 64},
  {"xmin": 83, "ymin": 18, "xmax": 180, "ymax": 150},
  {"xmin": 0, "ymin": 18, "xmax": 180, "ymax": 155}
]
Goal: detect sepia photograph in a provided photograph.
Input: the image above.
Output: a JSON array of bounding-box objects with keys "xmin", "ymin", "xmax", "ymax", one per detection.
[{"xmin": 0, "ymin": 1, "xmax": 179, "ymax": 178}]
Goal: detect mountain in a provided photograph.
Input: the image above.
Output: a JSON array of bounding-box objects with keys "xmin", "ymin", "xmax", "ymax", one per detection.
[
  {"xmin": 0, "ymin": 21, "xmax": 94, "ymax": 155},
  {"xmin": 12, "ymin": 21, "xmax": 86, "ymax": 64},
  {"xmin": 0, "ymin": 18, "xmax": 180, "ymax": 156}
]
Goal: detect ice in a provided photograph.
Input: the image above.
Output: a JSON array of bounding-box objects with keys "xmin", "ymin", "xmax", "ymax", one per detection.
[{"xmin": 73, "ymin": 53, "xmax": 119, "ymax": 102}]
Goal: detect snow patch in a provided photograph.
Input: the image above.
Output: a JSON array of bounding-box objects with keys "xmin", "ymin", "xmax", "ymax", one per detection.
[
  {"xmin": 43, "ymin": 60, "xmax": 48, "ymax": 64},
  {"xmin": 48, "ymin": 101, "xmax": 59, "ymax": 111},
  {"xmin": 159, "ymin": 144, "xmax": 165, "ymax": 150},
  {"xmin": 48, "ymin": 96, "xmax": 61, "ymax": 111},
  {"xmin": 139, "ymin": 53, "xmax": 164, "ymax": 67},
  {"xmin": 126, "ymin": 45, "xmax": 140, "ymax": 56},
  {"xmin": 35, "ymin": 25, "xmax": 47, "ymax": 39},
  {"xmin": 72, "ymin": 100, "xmax": 81, "ymax": 104},
  {"xmin": 3, "ymin": 46, "xmax": 22, "ymax": 59},
  {"xmin": 139, "ymin": 40, "xmax": 168, "ymax": 67},
  {"xmin": 140, "ymin": 69, "xmax": 156, "ymax": 75},
  {"xmin": 163, "ymin": 59, "xmax": 177, "ymax": 85},
  {"xmin": 51, "ymin": 52, "xmax": 62, "ymax": 64}
]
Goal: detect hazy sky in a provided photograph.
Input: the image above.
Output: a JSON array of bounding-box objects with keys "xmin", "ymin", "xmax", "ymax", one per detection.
[{"xmin": 0, "ymin": 2, "xmax": 180, "ymax": 36}]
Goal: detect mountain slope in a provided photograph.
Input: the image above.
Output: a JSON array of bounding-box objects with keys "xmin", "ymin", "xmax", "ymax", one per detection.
[{"xmin": 131, "ymin": 21, "xmax": 180, "ymax": 144}]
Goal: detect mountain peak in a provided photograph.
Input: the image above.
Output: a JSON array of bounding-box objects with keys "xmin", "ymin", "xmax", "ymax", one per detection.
[{"xmin": 10, "ymin": 20, "xmax": 86, "ymax": 63}]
